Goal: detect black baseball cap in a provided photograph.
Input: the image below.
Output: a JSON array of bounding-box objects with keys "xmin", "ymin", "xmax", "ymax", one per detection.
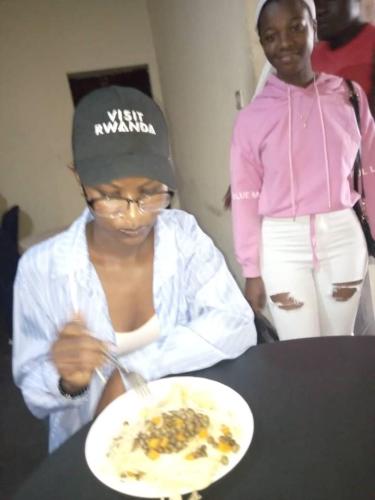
[{"xmin": 72, "ymin": 86, "xmax": 176, "ymax": 189}]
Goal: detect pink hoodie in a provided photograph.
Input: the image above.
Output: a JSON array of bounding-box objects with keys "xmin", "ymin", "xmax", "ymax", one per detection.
[{"xmin": 230, "ymin": 73, "xmax": 375, "ymax": 278}]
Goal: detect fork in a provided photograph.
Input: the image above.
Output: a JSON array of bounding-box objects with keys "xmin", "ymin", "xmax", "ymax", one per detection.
[{"xmin": 103, "ymin": 350, "xmax": 151, "ymax": 398}]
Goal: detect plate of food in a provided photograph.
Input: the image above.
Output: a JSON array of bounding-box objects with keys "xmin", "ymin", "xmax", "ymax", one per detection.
[{"xmin": 85, "ymin": 376, "xmax": 254, "ymax": 499}]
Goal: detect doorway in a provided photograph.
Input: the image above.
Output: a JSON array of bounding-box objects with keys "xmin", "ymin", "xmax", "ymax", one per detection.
[{"xmin": 67, "ymin": 65, "xmax": 152, "ymax": 107}]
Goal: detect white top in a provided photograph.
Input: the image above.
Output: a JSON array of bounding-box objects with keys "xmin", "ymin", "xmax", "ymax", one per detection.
[{"xmin": 114, "ymin": 315, "xmax": 160, "ymax": 355}]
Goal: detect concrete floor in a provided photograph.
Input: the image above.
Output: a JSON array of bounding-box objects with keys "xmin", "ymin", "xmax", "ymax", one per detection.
[{"xmin": 0, "ymin": 318, "xmax": 47, "ymax": 499}]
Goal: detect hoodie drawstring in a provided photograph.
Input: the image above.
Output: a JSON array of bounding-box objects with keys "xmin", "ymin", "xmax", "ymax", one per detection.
[
  {"xmin": 287, "ymin": 87, "xmax": 297, "ymax": 218},
  {"xmin": 287, "ymin": 77, "xmax": 332, "ymax": 269},
  {"xmin": 287, "ymin": 77, "xmax": 332, "ymax": 217},
  {"xmin": 309, "ymin": 214, "xmax": 319, "ymax": 270}
]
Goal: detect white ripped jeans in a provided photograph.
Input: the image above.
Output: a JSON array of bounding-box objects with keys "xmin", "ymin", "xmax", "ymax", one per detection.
[{"xmin": 261, "ymin": 209, "xmax": 368, "ymax": 341}]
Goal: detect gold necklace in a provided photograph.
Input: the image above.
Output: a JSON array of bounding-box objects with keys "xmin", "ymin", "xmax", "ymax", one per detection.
[
  {"xmin": 298, "ymin": 95, "xmax": 315, "ymax": 128},
  {"xmin": 298, "ymin": 75, "xmax": 316, "ymax": 128}
]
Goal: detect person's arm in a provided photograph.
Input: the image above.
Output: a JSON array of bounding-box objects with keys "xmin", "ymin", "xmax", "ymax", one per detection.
[
  {"xmin": 148, "ymin": 214, "xmax": 257, "ymax": 380},
  {"xmin": 230, "ymin": 113, "xmax": 266, "ymax": 311},
  {"xmin": 356, "ymin": 83, "xmax": 375, "ymax": 238},
  {"xmin": 12, "ymin": 257, "xmax": 105, "ymax": 419},
  {"xmin": 230, "ymin": 112, "xmax": 264, "ymax": 279}
]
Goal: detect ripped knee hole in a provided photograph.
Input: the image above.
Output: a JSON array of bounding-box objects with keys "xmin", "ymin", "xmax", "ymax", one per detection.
[
  {"xmin": 332, "ymin": 279, "xmax": 363, "ymax": 302},
  {"xmin": 270, "ymin": 292, "xmax": 304, "ymax": 310}
]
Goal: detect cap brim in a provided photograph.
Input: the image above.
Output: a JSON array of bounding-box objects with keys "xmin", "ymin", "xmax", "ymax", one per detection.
[{"xmin": 76, "ymin": 152, "xmax": 177, "ymax": 190}]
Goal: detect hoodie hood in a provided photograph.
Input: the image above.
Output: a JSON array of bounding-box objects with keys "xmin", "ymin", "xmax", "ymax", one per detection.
[{"xmin": 260, "ymin": 72, "xmax": 343, "ymax": 100}]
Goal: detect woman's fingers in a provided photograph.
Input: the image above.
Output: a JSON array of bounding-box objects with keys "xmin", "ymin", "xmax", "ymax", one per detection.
[
  {"xmin": 62, "ymin": 315, "xmax": 90, "ymax": 336},
  {"xmin": 51, "ymin": 315, "xmax": 107, "ymax": 389}
]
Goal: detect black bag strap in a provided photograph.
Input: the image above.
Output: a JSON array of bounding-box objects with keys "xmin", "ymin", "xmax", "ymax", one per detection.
[
  {"xmin": 345, "ymin": 79, "xmax": 365, "ymax": 198},
  {"xmin": 254, "ymin": 313, "xmax": 279, "ymax": 344}
]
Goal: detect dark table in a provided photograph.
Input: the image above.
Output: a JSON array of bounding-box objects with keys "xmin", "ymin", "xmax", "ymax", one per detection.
[{"xmin": 14, "ymin": 336, "xmax": 375, "ymax": 500}]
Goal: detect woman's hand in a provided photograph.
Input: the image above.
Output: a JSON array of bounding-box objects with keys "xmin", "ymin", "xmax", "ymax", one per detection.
[
  {"xmin": 244, "ymin": 277, "xmax": 266, "ymax": 313},
  {"xmin": 51, "ymin": 314, "xmax": 106, "ymax": 393}
]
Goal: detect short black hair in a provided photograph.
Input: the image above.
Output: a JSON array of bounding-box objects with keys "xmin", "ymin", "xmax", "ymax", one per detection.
[{"xmin": 257, "ymin": 0, "xmax": 314, "ymax": 33}]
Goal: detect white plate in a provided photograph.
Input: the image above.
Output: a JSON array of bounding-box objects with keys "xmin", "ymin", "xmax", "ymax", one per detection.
[{"xmin": 85, "ymin": 376, "xmax": 254, "ymax": 498}]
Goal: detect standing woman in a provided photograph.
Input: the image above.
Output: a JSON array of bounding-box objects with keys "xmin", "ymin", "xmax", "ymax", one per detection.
[{"xmin": 230, "ymin": 0, "xmax": 375, "ymax": 340}]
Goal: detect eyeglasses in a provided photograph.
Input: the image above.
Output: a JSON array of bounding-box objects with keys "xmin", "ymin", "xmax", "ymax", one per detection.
[{"xmin": 82, "ymin": 187, "xmax": 174, "ymax": 219}]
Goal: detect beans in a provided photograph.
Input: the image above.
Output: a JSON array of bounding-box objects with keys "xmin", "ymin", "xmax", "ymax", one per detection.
[
  {"xmin": 133, "ymin": 408, "xmax": 211, "ymax": 458},
  {"xmin": 120, "ymin": 471, "xmax": 145, "ymax": 480},
  {"xmin": 185, "ymin": 445, "xmax": 208, "ymax": 460},
  {"xmin": 207, "ymin": 436, "xmax": 218, "ymax": 447},
  {"xmin": 127, "ymin": 407, "xmax": 240, "ymax": 465}
]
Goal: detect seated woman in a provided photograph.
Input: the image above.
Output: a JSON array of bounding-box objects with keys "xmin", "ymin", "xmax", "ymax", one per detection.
[{"xmin": 12, "ymin": 86, "xmax": 256, "ymax": 452}]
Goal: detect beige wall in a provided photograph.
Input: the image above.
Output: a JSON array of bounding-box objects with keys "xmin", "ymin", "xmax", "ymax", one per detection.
[
  {"xmin": 148, "ymin": 0, "xmax": 255, "ymax": 282},
  {"xmin": 0, "ymin": 0, "xmax": 163, "ymax": 239},
  {"xmin": 1, "ymin": 0, "xmax": 263, "ymax": 280}
]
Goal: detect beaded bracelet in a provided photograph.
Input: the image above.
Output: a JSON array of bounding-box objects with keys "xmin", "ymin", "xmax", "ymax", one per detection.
[{"xmin": 58, "ymin": 378, "xmax": 88, "ymax": 399}]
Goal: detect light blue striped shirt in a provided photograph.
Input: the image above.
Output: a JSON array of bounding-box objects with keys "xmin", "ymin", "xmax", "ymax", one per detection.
[{"xmin": 12, "ymin": 208, "xmax": 256, "ymax": 452}]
